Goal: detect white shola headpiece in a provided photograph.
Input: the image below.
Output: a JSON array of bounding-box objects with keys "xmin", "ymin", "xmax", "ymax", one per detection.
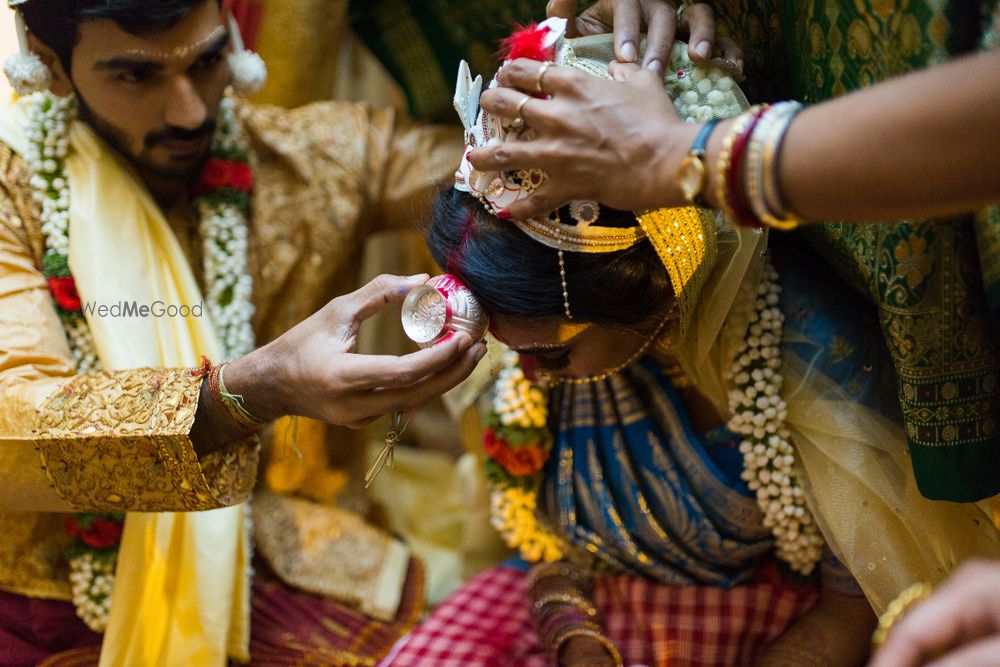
[
  {"xmin": 3, "ymin": 2, "xmax": 52, "ymax": 96},
  {"xmin": 452, "ymin": 17, "xmax": 649, "ymax": 256},
  {"xmin": 453, "ymin": 17, "xmax": 566, "ymax": 215},
  {"xmin": 226, "ymin": 10, "xmax": 267, "ymax": 96}
]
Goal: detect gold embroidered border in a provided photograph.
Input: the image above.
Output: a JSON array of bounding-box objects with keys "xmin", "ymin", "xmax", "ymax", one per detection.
[{"xmin": 34, "ymin": 368, "xmax": 257, "ymax": 512}]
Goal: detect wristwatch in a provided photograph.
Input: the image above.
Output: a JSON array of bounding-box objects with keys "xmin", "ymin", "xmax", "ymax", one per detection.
[{"xmin": 677, "ymin": 118, "xmax": 722, "ymax": 207}]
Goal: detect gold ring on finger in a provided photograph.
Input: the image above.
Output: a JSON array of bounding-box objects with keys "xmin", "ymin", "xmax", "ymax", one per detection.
[
  {"xmin": 510, "ymin": 95, "xmax": 531, "ymax": 132},
  {"xmin": 534, "ymin": 61, "xmax": 552, "ymax": 94}
]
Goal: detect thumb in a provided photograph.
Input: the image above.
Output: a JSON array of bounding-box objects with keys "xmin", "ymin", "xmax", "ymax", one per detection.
[{"xmin": 336, "ymin": 273, "xmax": 429, "ymax": 326}]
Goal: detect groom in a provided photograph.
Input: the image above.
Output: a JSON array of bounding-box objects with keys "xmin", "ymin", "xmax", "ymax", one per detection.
[{"xmin": 0, "ymin": 0, "xmax": 482, "ymax": 664}]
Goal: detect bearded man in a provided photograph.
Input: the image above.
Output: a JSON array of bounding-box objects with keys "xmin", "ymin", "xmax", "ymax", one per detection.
[{"xmin": 0, "ymin": 1, "xmax": 486, "ymax": 665}]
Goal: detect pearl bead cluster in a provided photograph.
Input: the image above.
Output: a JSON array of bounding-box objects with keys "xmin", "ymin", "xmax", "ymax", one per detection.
[
  {"xmin": 664, "ymin": 46, "xmax": 744, "ymax": 123},
  {"xmin": 25, "ymin": 95, "xmax": 102, "ymax": 375},
  {"xmin": 493, "ymin": 352, "xmax": 548, "ymax": 429},
  {"xmin": 726, "ymin": 262, "xmax": 823, "ymax": 575},
  {"xmin": 196, "ymin": 97, "xmax": 256, "ymax": 359},
  {"xmin": 68, "ymin": 551, "xmax": 115, "ymax": 633}
]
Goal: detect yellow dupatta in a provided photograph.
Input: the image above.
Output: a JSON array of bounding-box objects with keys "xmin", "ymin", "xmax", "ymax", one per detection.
[{"xmin": 0, "ymin": 96, "xmax": 250, "ymax": 665}]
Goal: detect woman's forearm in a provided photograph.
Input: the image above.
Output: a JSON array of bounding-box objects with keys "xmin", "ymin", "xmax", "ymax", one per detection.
[
  {"xmin": 757, "ymin": 593, "xmax": 876, "ymax": 667},
  {"xmin": 702, "ymin": 51, "xmax": 1000, "ymax": 222}
]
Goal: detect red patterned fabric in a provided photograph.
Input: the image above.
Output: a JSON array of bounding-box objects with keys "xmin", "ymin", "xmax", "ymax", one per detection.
[
  {"xmin": 380, "ymin": 564, "xmax": 818, "ymax": 667},
  {"xmin": 1, "ymin": 558, "xmax": 425, "ymax": 667},
  {"xmin": 248, "ymin": 558, "xmax": 426, "ymax": 666},
  {"xmin": 379, "ymin": 566, "xmax": 548, "ymax": 667}
]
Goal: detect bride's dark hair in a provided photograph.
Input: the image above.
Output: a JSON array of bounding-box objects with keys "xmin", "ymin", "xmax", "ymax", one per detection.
[{"xmin": 425, "ymin": 189, "xmax": 673, "ymax": 328}]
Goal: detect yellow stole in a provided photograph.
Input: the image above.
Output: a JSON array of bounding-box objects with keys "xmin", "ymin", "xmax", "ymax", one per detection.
[{"xmin": 0, "ymin": 96, "xmax": 250, "ymax": 665}]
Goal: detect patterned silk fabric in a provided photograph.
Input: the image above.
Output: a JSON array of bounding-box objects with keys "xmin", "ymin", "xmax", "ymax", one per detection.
[
  {"xmin": 542, "ymin": 360, "xmax": 774, "ymax": 586},
  {"xmin": 708, "ymin": 0, "xmax": 1000, "ymax": 502}
]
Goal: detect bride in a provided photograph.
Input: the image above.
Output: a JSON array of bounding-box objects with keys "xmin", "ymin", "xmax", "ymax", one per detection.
[{"xmin": 385, "ymin": 19, "xmax": 1000, "ymax": 667}]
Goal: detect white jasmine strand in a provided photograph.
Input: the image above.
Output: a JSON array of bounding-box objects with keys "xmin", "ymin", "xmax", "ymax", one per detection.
[{"xmin": 727, "ymin": 262, "xmax": 824, "ymax": 575}]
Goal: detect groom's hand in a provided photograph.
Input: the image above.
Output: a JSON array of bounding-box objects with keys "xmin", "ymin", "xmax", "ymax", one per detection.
[{"xmin": 227, "ymin": 274, "xmax": 486, "ymax": 429}]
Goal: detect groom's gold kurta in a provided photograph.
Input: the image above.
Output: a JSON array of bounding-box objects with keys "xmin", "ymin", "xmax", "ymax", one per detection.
[{"xmin": 0, "ymin": 98, "xmax": 458, "ymax": 616}]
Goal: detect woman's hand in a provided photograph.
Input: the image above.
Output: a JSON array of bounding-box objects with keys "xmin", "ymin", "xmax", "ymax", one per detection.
[
  {"xmin": 546, "ymin": 1, "xmax": 742, "ymax": 74},
  {"xmin": 757, "ymin": 591, "xmax": 875, "ymax": 666},
  {"xmin": 870, "ymin": 560, "xmax": 1000, "ymax": 667},
  {"xmin": 470, "ymin": 60, "xmax": 701, "ymax": 219}
]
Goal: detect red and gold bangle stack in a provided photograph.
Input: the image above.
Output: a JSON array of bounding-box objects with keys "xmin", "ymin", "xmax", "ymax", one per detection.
[
  {"xmin": 725, "ymin": 106, "xmax": 769, "ymax": 228},
  {"xmin": 205, "ymin": 361, "xmax": 267, "ymax": 432},
  {"xmin": 529, "ymin": 562, "xmax": 623, "ymax": 666},
  {"xmin": 715, "ymin": 105, "xmax": 767, "ymax": 229},
  {"xmin": 713, "ymin": 102, "xmax": 806, "ymax": 230}
]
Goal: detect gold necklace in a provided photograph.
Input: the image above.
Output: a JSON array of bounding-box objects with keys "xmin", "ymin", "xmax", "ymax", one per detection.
[{"xmin": 537, "ymin": 303, "xmax": 678, "ymax": 386}]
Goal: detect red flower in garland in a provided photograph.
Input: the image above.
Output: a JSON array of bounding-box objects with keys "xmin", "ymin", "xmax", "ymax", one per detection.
[
  {"xmin": 505, "ymin": 445, "xmax": 547, "ymax": 476},
  {"xmin": 198, "ymin": 157, "xmax": 230, "ymax": 190},
  {"xmin": 483, "ymin": 427, "xmax": 507, "ymax": 460},
  {"xmin": 193, "ymin": 158, "xmax": 254, "ymax": 196},
  {"xmin": 47, "ymin": 275, "xmax": 82, "ymax": 312},
  {"xmin": 227, "ymin": 162, "xmax": 254, "ymax": 191},
  {"xmin": 484, "ymin": 428, "xmax": 548, "ymax": 476},
  {"xmin": 64, "ymin": 515, "xmax": 124, "ymax": 550}
]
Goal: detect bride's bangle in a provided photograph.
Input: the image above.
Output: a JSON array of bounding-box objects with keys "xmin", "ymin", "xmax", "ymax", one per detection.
[
  {"xmin": 551, "ymin": 625, "xmax": 624, "ymax": 667},
  {"xmin": 871, "ymin": 582, "xmax": 933, "ymax": 651}
]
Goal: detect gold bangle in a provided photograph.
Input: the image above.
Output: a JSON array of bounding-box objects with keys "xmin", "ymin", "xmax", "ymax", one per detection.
[
  {"xmin": 533, "ymin": 592, "xmax": 598, "ymax": 617},
  {"xmin": 758, "ymin": 103, "xmax": 805, "ymax": 230},
  {"xmin": 551, "ymin": 626, "xmax": 624, "ymax": 667},
  {"xmin": 216, "ymin": 363, "xmax": 267, "ymax": 431},
  {"xmin": 529, "ymin": 562, "xmax": 590, "ymax": 590},
  {"xmin": 759, "ymin": 211, "xmax": 804, "ymax": 231},
  {"xmin": 745, "ymin": 103, "xmax": 801, "ymax": 229},
  {"xmin": 871, "ymin": 582, "xmax": 933, "ymax": 651}
]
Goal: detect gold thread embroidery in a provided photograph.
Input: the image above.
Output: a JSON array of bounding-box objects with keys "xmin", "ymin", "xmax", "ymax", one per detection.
[{"xmin": 34, "ymin": 368, "xmax": 257, "ymax": 512}]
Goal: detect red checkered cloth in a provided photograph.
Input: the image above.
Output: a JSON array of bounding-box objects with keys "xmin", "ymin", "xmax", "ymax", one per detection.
[
  {"xmin": 380, "ymin": 564, "xmax": 818, "ymax": 667},
  {"xmin": 378, "ymin": 566, "xmax": 549, "ymax": 667}
]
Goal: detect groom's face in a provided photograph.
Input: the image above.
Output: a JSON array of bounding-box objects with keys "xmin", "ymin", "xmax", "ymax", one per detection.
[{"xmin": 62, "ymin": 1, "xmax": 231, "ymax": 182}]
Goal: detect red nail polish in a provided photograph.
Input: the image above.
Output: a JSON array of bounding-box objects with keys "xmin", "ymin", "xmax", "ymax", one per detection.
[{"xmin": 498, "ymin": 209, "xmax": 511, "ymax": 220}]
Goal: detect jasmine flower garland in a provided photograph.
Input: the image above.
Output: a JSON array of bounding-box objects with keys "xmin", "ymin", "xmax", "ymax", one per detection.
[{"xmin": 24, "ymin": 92, "xmax": 257, "ymax": 631}]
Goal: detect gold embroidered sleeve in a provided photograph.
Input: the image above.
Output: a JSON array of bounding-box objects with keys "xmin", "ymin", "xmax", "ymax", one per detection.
[
  {"xmin": 33, "ymin": 368, "xmax": 259, "ymax": 513},
  {"xmin": 0, "ymin": 150, "xmax": 258, "ymax": 513}
]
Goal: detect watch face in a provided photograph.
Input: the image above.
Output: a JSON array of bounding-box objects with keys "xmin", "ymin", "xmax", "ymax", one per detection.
[{"xmin": 678, "ymin": 155, "xmax": 706, "ymax": 203}]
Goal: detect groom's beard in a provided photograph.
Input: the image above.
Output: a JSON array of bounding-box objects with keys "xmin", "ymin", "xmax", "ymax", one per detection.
[{"xmin": 75, "ymin": 89, "xmax": 216, "ymax": 183}]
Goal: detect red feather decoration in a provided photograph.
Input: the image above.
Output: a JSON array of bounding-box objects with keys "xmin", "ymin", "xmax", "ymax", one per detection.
[{"xmin": 500, "ymin": 23, "xmax": 556, "ymax": 62}]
